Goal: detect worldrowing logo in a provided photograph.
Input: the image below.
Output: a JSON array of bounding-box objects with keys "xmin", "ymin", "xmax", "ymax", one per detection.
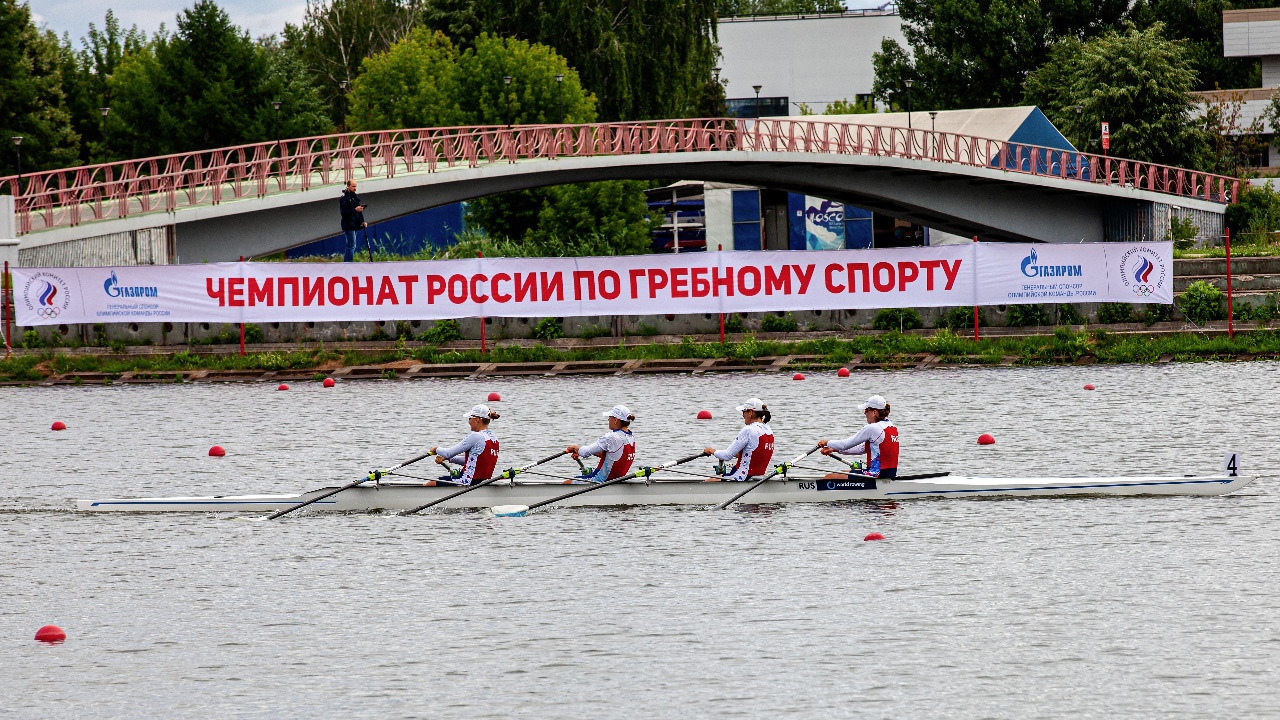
[
  {"xmin": 1118, "ymin": 246, "xmax": 1168, "ymax": 298},
  {"xmin": 21, "ymin": 271, "xmax": 72, "ymax": 320},
  {"xmin": 103, "ymin": 269, "xmax": 159, "ymax": 298},
  {"xmin": 1020, "ymin": 247, "xmax": 1083, "ymax": 278}
]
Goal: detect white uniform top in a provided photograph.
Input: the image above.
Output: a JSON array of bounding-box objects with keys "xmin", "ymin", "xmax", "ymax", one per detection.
[
  {"xmin": 438, "ymin": 429, "xmax": 498, "ymax": 484},
  {"xmin": 713, "ymin": 421, "xmax": 773, "ymax": 481},
  {"xmin": 828, "ymin": 420, "xmax": 896, "ymax": 464},
  {"xmin": 579, "ymin": 428, "xmax": 635, "ymax": 480}
]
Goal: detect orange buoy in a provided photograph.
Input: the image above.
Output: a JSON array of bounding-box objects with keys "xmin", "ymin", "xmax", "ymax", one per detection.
[
  {"xmin": 792, "ymin": 373, "xmax": 805, "ymax": 380},
  {"xmin": 864, "ymin": 532, "xmax": 885, "ymax": 541},
  {"xmin": 322, "ymin": 377, "xmax": 336, "ymax": 388},
  {"xmin": 837, "ymin": 367, "xmax": 850, "ymax": 378},
  {"xmin": 277, "ymin": 384, "xmax": 289, "ymax": 391},
  {"xmin": 209, "ymin": 445, "xmax": 226, "ymax": 457},
  {"xmin": 34, "ymin": 625, "xmax": 66, "ymax": 644},
  {"xmin": 1083, "ymin": 384, "xmax": 1095, "ymax": 390},
  {"xmin": 51, "ymin": 421, "xmax": 67, "ymax": 431},
  {"xmin": 696, "ymin": 410, "xmax": 712, "ymax": 420},
  {"xmin": 488, "ymin": 392, "xmax": 501, "ymax": 402},
  {"xmin": 977, "ymin": 433, "xmax": 995, "ymax": 445}
]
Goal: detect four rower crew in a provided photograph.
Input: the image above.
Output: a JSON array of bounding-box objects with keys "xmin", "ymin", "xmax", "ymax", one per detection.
[
  {"xmin": 429, "ymin": 405, "xmax": 501, "ymax": 486},
  {"xmin": 704, "ymin": 397, "xmax": 775, "ymax": 482},
  {"xmin": 566, "ymin": 405, "xmax": 637, "ymax": 484},
  {"xmin": 425, "ymin": 393, "xmax": 898, "ymax": 486},
  {"xmin": 817, "ymin": 394, "xmax": 899, "ymax": 479}
]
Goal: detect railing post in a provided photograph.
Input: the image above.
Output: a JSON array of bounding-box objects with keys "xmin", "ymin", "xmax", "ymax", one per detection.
[{"xmin": 3, "ymin": 260, "xmax": 10, "ymax": 358}]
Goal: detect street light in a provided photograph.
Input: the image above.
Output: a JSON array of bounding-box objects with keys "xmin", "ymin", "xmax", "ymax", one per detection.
[
  {"xmin": 99, "ymin": 107, "xmax": 110, "ymax": 159},
  {"xmin": 752, "ymin": 84, "xmax": 762, "ymax": 118},
  {"xmin": 928, "ymin": 110, "xmax": 938, "ymax": 158},
  {"xmin": 271, "ymin": 101, "xmax": 282, "ymax": 164},
  {"xmin": 712, "ymin": 67, "xmax": 720, "ymax": 84},
  {"xmin": 503, "ymin": 75, "xmax": 514, "ymax": 127},
  {"xmin": 904, "ymin": 79, "xmax": 913, "ymax": 130},
  {"xmin": 338, "ymin": 80, "xmax": 349, "ymax": 132},
  {"xmin": 11, "ymin": 136, "xmax": 22, "ymax": 181},
  {"xmin": 555, "ymin": 73, "xmax": 564, "ymax": 123}
]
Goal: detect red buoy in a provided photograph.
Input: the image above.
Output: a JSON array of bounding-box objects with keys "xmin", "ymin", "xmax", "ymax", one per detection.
[
  {"xmin": 977, "ymin": 433, "xmax": 995, "ymax": 445},
  {"xmin": 51, "ymin": 421, "xmax": 67, "ymax": 431},
  {"xmin": 837, "ymin": 367, "xmax": 850, "ymax": 378},
  {"xmin": 487, "ymin": 392, "xmax": 501, "ymax": 402},
  {"xmin": 792, "ymin": 373, "xmax": 805, "ymax": 380},
  {"xmin": 322, "ymin": 377, "xmax": 336, "ymax": 388},
  {"xmin": 209, "ymin": 445, "xmax": 226, "ymax": 457},
  {"xmin": 277, "ymin": 383, "xmax": 289, "ymax": 391},
  {"xmin": 696, "ymin": 410, "xmax": 713, "ymax": 420},
  {"xmin": 1083, "ymin": 384, "xmax": 1095, "ymax": 390},
  {"xmin": 34, "ymin": 625, "xmax": 66, "ymax": 644},
  {"xmin": 864, "ymin": 532, "xmax": 885, "ymax": 541}
]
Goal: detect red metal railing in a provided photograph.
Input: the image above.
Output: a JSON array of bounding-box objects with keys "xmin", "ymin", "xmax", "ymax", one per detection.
[{"xmin": 0, "ymin": 118, "xmax": 1241, "ymax": 236}]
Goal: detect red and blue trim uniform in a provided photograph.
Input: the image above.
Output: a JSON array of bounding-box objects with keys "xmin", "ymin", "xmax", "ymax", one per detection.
[{"xmin": 827, "ymin": 420, "xmax": 898, "ymax": 479}]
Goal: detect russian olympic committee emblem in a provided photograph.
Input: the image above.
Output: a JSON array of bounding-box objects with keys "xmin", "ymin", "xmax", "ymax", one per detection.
[
  {"xmin": 1117, "ymin": 246, "xmax": 1168, "ymax": 298},
  {"xmin": 21, "ymin": 271, "xmax": 73, "ymax": 320}
]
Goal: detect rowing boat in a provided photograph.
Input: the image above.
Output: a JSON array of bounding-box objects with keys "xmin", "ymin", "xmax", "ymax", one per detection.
[{"xmin": 76, "ymin": 472, "xmax": 1257, "ymax": 513}]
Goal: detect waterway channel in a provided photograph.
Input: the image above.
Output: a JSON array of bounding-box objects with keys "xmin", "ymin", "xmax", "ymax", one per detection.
[{"xmin": 2, "ymin": 363, "xmax": 1278, "ymax": 718}]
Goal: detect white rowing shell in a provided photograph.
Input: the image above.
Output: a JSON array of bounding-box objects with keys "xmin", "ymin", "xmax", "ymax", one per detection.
[{"xmin": 76, "ymin": 473, "xmax": 1257, "ymax": 513}]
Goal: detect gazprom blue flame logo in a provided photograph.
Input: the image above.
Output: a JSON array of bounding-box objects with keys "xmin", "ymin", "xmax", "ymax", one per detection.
[
  {"xmin": 1020, "ymin": 247, "xmax": 1082, "ymax": 278},
  {"xmin": 1134, "ymin": 256, "xmax": 1154, "ymax": 284},
  {"xmin": 104, "ymin": 271, "xmax": 119, "ymax": 297},
  {"xmin": 37, "ymin": 280, "xmax": 58, "ymax": 306},
  {"xmin": 103, "ymin": 269, "xmax": 158, "ymax": 298},
  {"xmin": 1020, "ymin": 248, "xmax": 1038, "ymax": 277}
]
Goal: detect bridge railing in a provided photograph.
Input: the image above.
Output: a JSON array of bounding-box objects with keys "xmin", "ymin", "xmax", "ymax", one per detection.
[{"xmin": 0, "ymin": 118, "xmax": 1241, "ymax": 236}]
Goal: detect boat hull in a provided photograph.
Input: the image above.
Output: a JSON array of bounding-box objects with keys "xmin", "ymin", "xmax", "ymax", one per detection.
[{"xmin": 76, "ymin": 474, "xmax": 1257, "ymax": 513}]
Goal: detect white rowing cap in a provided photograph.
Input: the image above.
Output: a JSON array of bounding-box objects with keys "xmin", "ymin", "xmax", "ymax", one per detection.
[
  {"xmin": 736, "ymin": 398, "xmax": 766, "ymax": 413},
  {"xmin": 466, "ymin": 404, "xmax": 492, "ymax": 419},
  {"xmin": 859, "ymin": 395, "xmax": 887, "ymax": 411},
  {"xmin": 604, "ymin": 405, "xmax": 633, "ymax": 421}
]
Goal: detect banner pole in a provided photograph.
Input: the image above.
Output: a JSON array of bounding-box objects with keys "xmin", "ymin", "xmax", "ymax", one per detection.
[
  {"xmin": 972, "ymin": 236, "xmax": 980, "ymax": 341},
  {"xmin": 718, "ymin": 244, "xmax": 725, "ymax": 343},
  {"xmin": 477, "ymin": 250, "xmax": 486, "ymax": 354},
  {"xmin": 1225, "ymin": 226, "xmax": 1234, "ymax": 339},
  {"xmin": 238, "ymin": 256, "xmax": 246, "ymax": 356},
  {"xmin": 3, "ymin": 260, "xmax": 10, "ymax": 358}
]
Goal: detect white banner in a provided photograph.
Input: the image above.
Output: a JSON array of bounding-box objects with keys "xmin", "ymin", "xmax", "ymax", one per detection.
[{"xmin": 11, "ymin": 242, "xmax": 1171, "ymax": 326}]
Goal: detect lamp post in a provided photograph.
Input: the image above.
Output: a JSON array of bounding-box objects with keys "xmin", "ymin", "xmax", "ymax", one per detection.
[
  {"xmin": 99, "ymin": 107, "xmax": 110, "ymax": 159},
  {"xmin": 555, "ymin": 73, "xmax": 564, "ymax": 123},
  {"xmin": 503, "ymin": 75, "xmax": 514, "ymax": 127},
  {"xmin": 904, "ymin": 79, "xmax": 913, "ymax": 130},
  {"xmin": 752, "ymin": 84, "xmax": 762, "ymax": 118},
  {"xmin": 928, "ymin": 110, "xmax": 937, "ymax": 158},
  {"xmin": 11, "ymin": 136, "xmax": 22, "ymax": 182},
  {"xmin": 338, "ymin": 80, "xmax": 349, "ymax": 132},
  {"xmin": 712, "ymin": 67, "xmax": 720, "ymax": 84},
  {"xmin": 271, "ymin": 101, "xmax": 282, "ymax": 166}
]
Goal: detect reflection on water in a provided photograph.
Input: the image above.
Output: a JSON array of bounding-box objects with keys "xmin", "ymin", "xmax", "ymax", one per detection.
[{"xmin": 1, "ymin": 363, "xmax": 1277, "ymax": 718}]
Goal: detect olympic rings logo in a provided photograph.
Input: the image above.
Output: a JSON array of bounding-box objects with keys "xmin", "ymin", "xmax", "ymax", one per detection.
[
  {"xmin": 36, "ymin": 307, "xmax": 61, "ymax": 319},
  {"xmin": 1132, "ymin": 285, "xmax": 1156, "ymax": 297}
]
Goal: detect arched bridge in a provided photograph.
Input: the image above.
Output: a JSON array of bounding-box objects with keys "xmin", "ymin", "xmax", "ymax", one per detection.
[{"xmin": 0, "ymin": 118, "xmax": 1239, "ymax": 263}]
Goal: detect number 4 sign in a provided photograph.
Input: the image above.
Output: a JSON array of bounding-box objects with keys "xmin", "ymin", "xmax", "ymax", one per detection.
[{"xmin": 1223, "ymin": 451, "xmax": 1242, "ymax": 477}]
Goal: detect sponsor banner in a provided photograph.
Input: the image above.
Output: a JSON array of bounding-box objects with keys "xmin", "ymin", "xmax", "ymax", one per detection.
[
  {"xmin": 11, "ymin": 242, "xmax": 1169, "ymax": 326},
  {"xmin": 975, "ymin": 241, "xmax": 1171, "ymax": 305},
  {"xmin": 804, "ymin": 197, "xmax": 845, "ymax": 250}
]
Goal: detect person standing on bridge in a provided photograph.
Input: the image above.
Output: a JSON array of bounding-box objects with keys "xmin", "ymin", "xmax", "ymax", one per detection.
[{"xmin": 339, "ymin": 179, "xmax": 367, "ymax": 262}]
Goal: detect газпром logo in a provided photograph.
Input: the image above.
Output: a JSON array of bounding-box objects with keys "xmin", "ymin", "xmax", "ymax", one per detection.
[
  {"xmin": 21, "ymin": 271, "xmax": 72, "ymax": 320},
  {"xmin": 1118, "ymin": 246, "xmax": 1168, "ymax": 297},
  {"xmin": 1020, "ymin": 247, "xmax": 1083, "ymax": 278},
  {"xmin": 103, "ymin": 269, "xmax": 159, "ymax": 298}
]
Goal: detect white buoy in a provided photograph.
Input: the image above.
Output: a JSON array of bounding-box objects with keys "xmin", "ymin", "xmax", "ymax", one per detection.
[{"xmin": 492, "ymin": 504, "xmax": 529, "ymax": 517}]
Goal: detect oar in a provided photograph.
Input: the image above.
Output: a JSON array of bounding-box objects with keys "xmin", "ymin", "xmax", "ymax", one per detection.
[
  {"xmin": 399, "ymin": 450, "xmax": 569, "ymax": 516},
  {"xmin": 492, "ymin": 451, "xmax": 708, "ymax": 517},
  {"xmin": 712, "ymin": 445, "xmax": 820, "ymax": 510},
  {"xmin": 259, "ymin": 450, "xmax": 436, "ymax": 520}
]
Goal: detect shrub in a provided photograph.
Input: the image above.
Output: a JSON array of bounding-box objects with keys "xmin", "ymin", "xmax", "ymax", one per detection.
[
  {"xmin": 935, "ymin": 306, "xmax": 985, "ymax": 330},
  {"xmin": 760, "ymin": 312, "xmax": 798, "ymax": 332},
  {"xmin": 871, "ymin": 307, "xmax": 923, "ymax": 331},
  {"xmin": 1055, "ymin": 304, "xmax": 1085, "ymax": 325},
  {"xmin": 1237, "ymin": 294, "xmax": 1279, "ymax": 322},
  {"xmin": 1178, "ymin": 281, "xmax": 1227, "ymax": 324},
  {"xmin": 22, "ymin": 330, "xmax": 41, "ymax": 348},
  {"xmin": 723, "ymin": 314, "xmax": 745, "ymax": 333},
  {"xmin": 243, "ymin": 324, "xmax": 264, "ymax": 344},
  {"xmin": 1168, "ymin": 215, "xmax": 1200, "ymax": 250},
  {"xmin": 532, "ymin": 317, "xmax": 563, "ymax": 340},
  {"xmin": 418, "ymin": 319, "xmax": 465, "ymax": 343},
  {"xmin": 1096, "ymin": 302, "xmax": 1135, "ymax": 325},
  {"xmin": 1138, "ymin": 304, "xmax": 1173, "ymax": 325},
  {"xmin": 1006, "ymin": 304, "xmax": 1051, "ymax": 328}
]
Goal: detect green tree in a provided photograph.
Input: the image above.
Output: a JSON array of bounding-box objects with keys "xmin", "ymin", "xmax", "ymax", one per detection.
[
  {"xmin": 872, "ymin": 0, "xmax": 1127, "ymax": 111},
  {"xmin": 524, "ymin": 181, "xmax": 654, "ymax": 254},
  {"xmin": 0, "ymin": 0, "xmax": 79, "ymax": 177},
  {"xmin": 255, "ymin": 37, "xmax": 334, "ymax": 142},
  {"xmin": 717, "ymin": 0, "xmax": 844, "ymax": 15},
  {"xmin": 58, "ymin": 11, "xmax": 148, "ymax": 164},
  {"xmin": 1023, "ymin": 24, "xmax": 1206, "ymax": 167},
  {"xmin": 1128, "ymin": 0, "xmax": 1278, "ymax": 91},
  {"xmin": 347, "ymin": 27, "xmax": 463, "ymax": 130},
  {"xmin": 822, "ymin": 97, "xmax": 876, "ymax": 114},
  {"xmin": 454, "ymin": 33, "xmax": 596, "ymax": 125}
]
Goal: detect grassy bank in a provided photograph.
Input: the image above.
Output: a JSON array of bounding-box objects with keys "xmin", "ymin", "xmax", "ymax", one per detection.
[{"xmin": 3, "ymin": 328, "xmax": 1279, "ymax": 383}]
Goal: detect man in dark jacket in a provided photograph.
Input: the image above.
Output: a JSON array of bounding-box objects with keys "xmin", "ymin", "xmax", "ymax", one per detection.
[{"xmin": 339, "ymin": 180, "xmax": 367, "ymax": 262}]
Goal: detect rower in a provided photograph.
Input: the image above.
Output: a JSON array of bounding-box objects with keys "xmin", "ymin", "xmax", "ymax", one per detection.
[
  {"xmin": 429, "ymin": 405, "xmax": 501, "ymax": 486},
  {"xmin": 565, "ymin": 405, "xmax": 636, "ymax": 484},
  {"xmin": 816, "ymin": 394, "xmax": 898, "ymax": 480},
  {"xmin": 703, "ymin": 398, "xmax": 774, "ymax": 482}
]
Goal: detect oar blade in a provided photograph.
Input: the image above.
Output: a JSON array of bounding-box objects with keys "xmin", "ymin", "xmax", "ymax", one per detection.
[{"xmin": 492, "ymin": 504, "xmax": 529, "ymax": 518}]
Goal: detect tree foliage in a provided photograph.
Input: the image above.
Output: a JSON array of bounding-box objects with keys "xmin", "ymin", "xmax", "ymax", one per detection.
[
  {"xmin": 0, "ymin": 0, "xmax": 79, "ymax": 176},
  {"xmin": 1023, "ymin": 24, "xmax": 1205, "ymax": 167},
  {"xmin": 57, "ymin": 11, "xmax": 147, "ymax": 164},
  {"xmin": 1128, "ymin": 0, "xmax": 1277, "ymax": 91},
  {"xmin": 716, "ymin": 0, "xmax": 844, "ymax": 15}
]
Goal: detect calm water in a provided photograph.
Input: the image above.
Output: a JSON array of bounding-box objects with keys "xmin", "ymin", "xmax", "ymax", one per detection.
[{"xmin": 1, "ymin": 364, "xmax": 1278, "ymax": 718}]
